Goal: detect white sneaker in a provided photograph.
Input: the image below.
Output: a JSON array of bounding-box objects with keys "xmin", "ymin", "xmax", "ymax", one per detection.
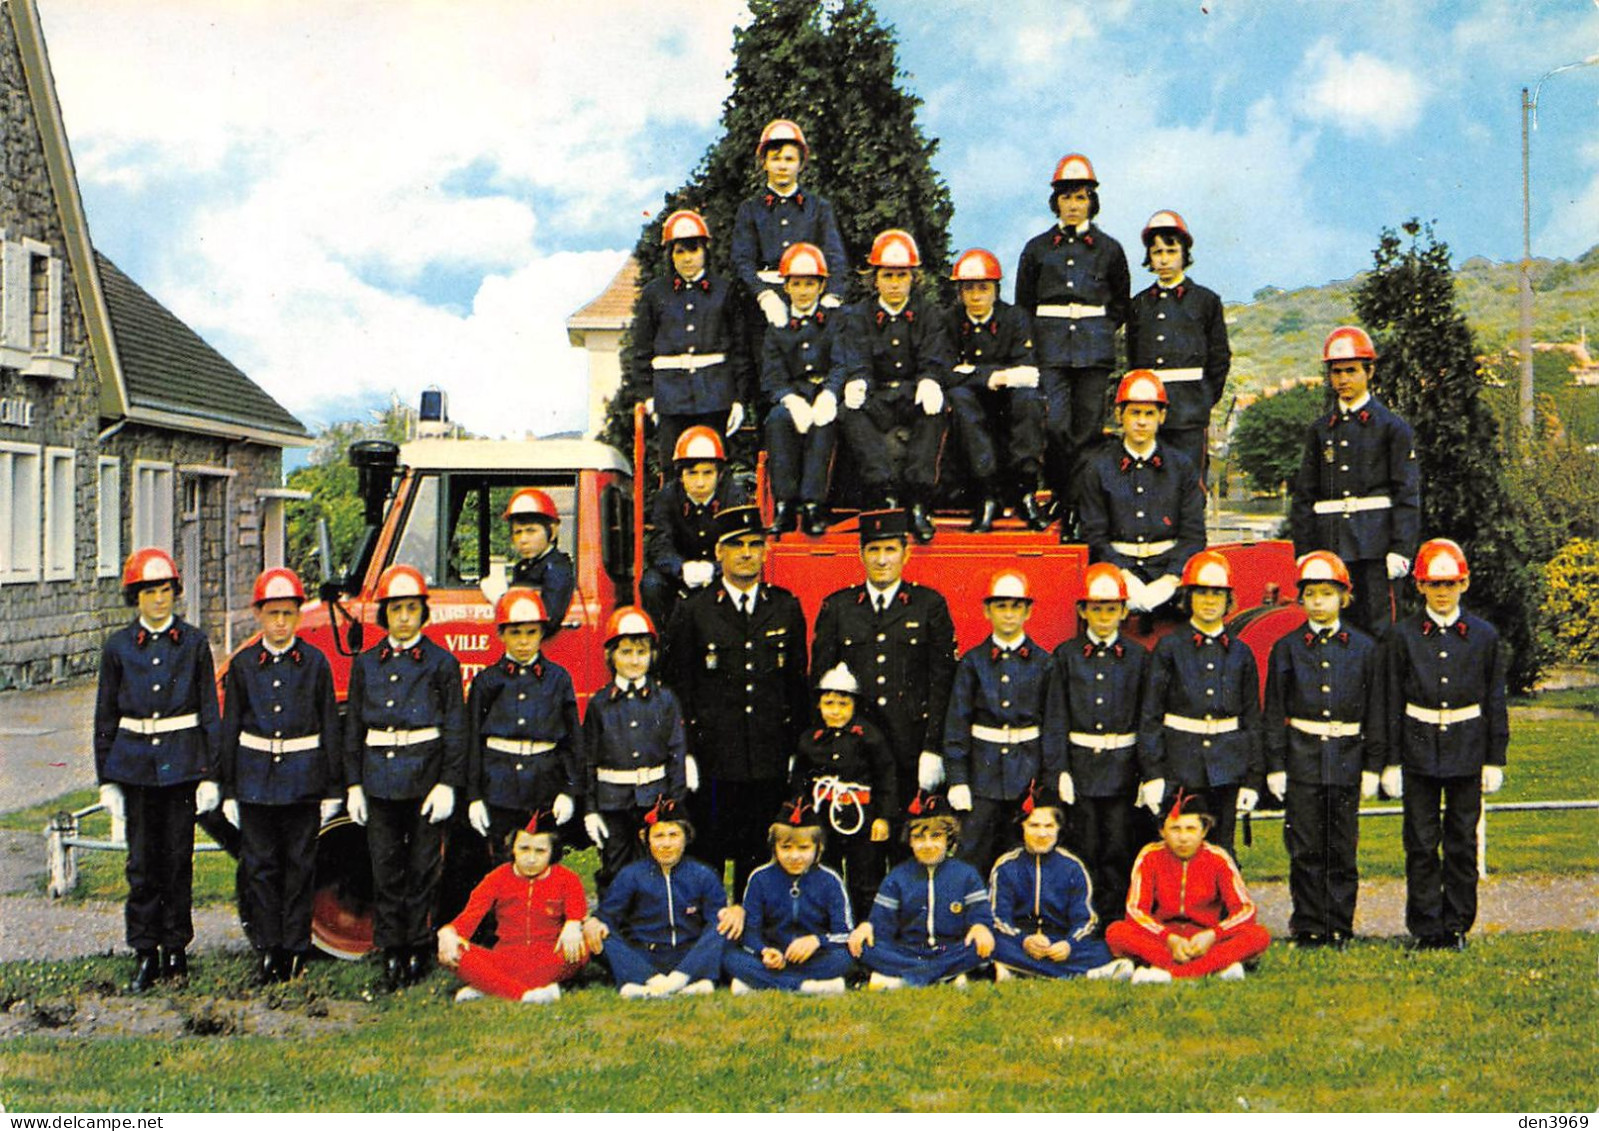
[
  {"xmin": 453, "ymin": 986, "xmax": 485, "ymax": 1003},
  {"xmin": 867, "ymin": 972, "xmax": 905, "ymax": 992},
  {"xmin": 520, "ymin": 984, "xmax": 561, "ymax": 1004},
  {"xmin": 1216, "ymin": 962, "xmax": 1247, "ymax": 982},
  {"xmin": 1130, "ymin": 966, "xmax": 1174, "ymax": 985},
  {"xmin": 729, "ymin": 978, "xmax": 753, "ymax": 996},
  {"xmin": 1086, "ymin": 958, "xmax": 1135, "ymax": 982},
  {"xmin": 993, "ymin": 962, "xmax": 1016, "ymax": 983},
  {"xmin": 619, "ymin": 983, "xmax": 652, "ymax": 999},
  {"xmin": 798, "ymin": 977, "xmax": 846, "ymax": 995},
  {"xmin": 649, "ymin": 972, "xmax": 683, "ymax": 995},
  {"xmin": 678, "ymin": 979, "xmax": 715, "ymax": 996},
  {"xmin": 950, "ymin": 973, "xmax": 970, "ymax": 990}
]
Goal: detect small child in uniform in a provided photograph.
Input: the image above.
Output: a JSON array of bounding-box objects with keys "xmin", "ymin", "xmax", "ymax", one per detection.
[
  {"xmin": 640, "ymin": 426, "xmax": 749, "ymax": 627},
  {"xmin": 503, "ymin": 488, "xmax": 575, "ymax": 629}
]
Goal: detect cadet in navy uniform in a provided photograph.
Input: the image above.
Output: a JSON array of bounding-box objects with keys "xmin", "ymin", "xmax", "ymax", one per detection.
[
  {"xmin": 1077, "ymin": 370, "xmax": 1206, "ymax": 616},
  {"xmin": 1014, "ymin": 153, "xmax": 1131, "ymax": 532},
  {"xmin": 811, "ymin": 509, "xmax": 957, "ymax": 830},
  {"xmin": 1054, "ymin": 563, "xmax": 1150, "ymax": 928},
  {"xmin": 503, "ymin": 487, "xmax": 575, "ymax": 630},
  {"xmin": 941, "ymin": 569, "xmax": 1067, "ymax": 877},
  {"xmin": 94, "ymin": 548, "xmax": 222, "ymax": 992},
  {"xmin": 661, "ymin": 505, "xmax": 809, "ymax": 895},
  {"xmin": 1290, "ymin": 325, "xmax": 1420, "ymax": 635},
  {"xmin": 1125, "ymin": 210, "xmax": 1231, "ymax": 477},
  {"xmin": 1138, "ymin": 551, "xmax": 1263, "ymax": 857},
  {"xmin": 1263, "ymin": 551, "xmax": 1386, "ymax": 948},
  {"xmin": 219, "ymin": 567, "xmax": 341, "ymax": 984},
  {"xmin": 944, "ymin": 248, "xmax": 1048, "ymax": 532},
  {"xmin": 464, "ymin": 589, "xmax": 579, "ymax": 865},
  {"xmin": 761, "ymin": 241, "xmax": 845, "ymax": 537},
  {"xmin": 641, "ymin": 426, "xmax": 750, "ymax": 629},
  {"xmin": 630, "ymin": 209, "xmax": 751, "ymax": 468},
  {"xmin": 1380, "ymin": 538, "xmax": 1509, "ymax": 950},
  {"xmin": 582, "ymin": 606, "xmax": 689, "ymax": 894},
  {"xmin": 343, "ymin": 564, "xmax": 467, "ymax": 989},
  {"xmin": 837, "ymin": 229, "xmax": 953, "ymax": 543}
]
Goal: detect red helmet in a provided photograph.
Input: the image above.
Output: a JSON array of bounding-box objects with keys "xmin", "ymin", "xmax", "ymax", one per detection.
[
  {"xmin": 1115, "ymin": 369, "xmax": 1169, "ymax": 406},
  {"xmin": 985, "ymin": 568, "xmax": 1033, "ymax": 602},
  {"xmin": 604, "ymin": 605, "xmax": 657, "ymax": 644},
  {"xmin": 950, "ymin": 248, "xmax": 1003, "ymax": 283},
  {"xmin": 122, "ymin": 547, "xmax": 179, "ymax": 590},
  {"xmin": 867, "ymin": 229, "xmax": 921, "ymax": 269},
  {"xmin": 661, "ymin": 210, "xmax": 711, "ymax": 245},
  {"xmin": 672, "ymin": 425, "xmax": 726, "ymax": 464},
  {"xmin": 375, "ymin": 563, "xmax": 428, "ymax": 602},
  {"xmin": 1050, "ymin": 153, "xmax": 1098, "ymax": 186},
  {"xmin": 756, "ymin": 118, "xmax": 809, "ymax": 161},
  {"xmin": 504, "ymin": 487, "xmax": 558, "ymax": 524},
  {"xmin": 1080, "ymin": 562, "xmax": 1130, "ymax": 603},
  {"xmin": 496, "ymin": 589, "xmax": 549, "ymax": 627},
  {"xmin": 1414, "ymin": 538, "xmax": 1469, "ymax": 582},
  {"xmin": 252, "ymin": 567, "xmax": 306, "ymax": 605},
  {"xmin": 1323, "ymin": 325, "xmax": 1377, "ymax": 363},
  {"xmin": 1141, "ymin": 209, "xmax": 1192, "ymax": 247},
  {"xmin": 1295, "ymin": 551, "xmax": 1352, "ymax": 591},
  {"xmin": 1181, "ymin": 550, "xmax": 1234, "ymax": 591},
  {"xmin": 778, "ymin": 242, "xmax": 829, "ymax": 278}
]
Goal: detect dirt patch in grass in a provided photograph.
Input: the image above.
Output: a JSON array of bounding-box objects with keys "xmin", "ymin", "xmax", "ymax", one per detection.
[{"xmin": 0, "ymin": 989, "xmax": 373, "ymax": 1040}]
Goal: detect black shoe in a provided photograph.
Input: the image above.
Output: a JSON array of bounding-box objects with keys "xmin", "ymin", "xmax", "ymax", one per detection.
[
  {"xmin": 908, "ymin": 503, "xmax": 936, "ymax": 543},
  {"xmin": 383, "ymin": 948, "xmax": 406, "ymax": 991},
  {"xmin": 1291, "ymin": 933, "xmax": 1327, "ymax": 950},
  {"xmin": 800, "ymin": 502, "xmax": 828, "ymax": 537},
  {"xmin": 967, "ymin": 497, "xmax": 999, "ymax": 533},
  {"xmin": 1413, "ymin": 934, "xmax": 1452, "ymax": 951},
  {"xmin": 405, "ymin": 947, "xmax": 431, "ymax": 985},
  {"xmin": 1447, "ymin": 932, "xmax": 1467, "ymax": 951},
  {"xmin": 286, "ymin": 952, "xmax": 310, "ymax": 980},
  {"xmin": 767, "ymin": 501, "xmax": 796, "ymax": 537},
  {"xmin": 1019, "ymin": 493, "xmax": 1050, "ymax": 531},
  {"xmin": 161, "ymin": 947, "xmax": 189, "ymax": 981},
  {"xmin": 1329, "ymin": 931, "xmax": 1353, "ymax": 951},
  {"xmin": 881, "ymin": 495, "xmax": 900, "ymax": 512},
  {"xmin": 256, "ymin": 950, "xmax": 279, "ymax": 986},
  {"xmin": 1056, "ymin": 508, "xmax": 1079, "ymax": 543},
  {"xmin": 129, "ymin": 950, "xmax": 160, "ymax": 993}
]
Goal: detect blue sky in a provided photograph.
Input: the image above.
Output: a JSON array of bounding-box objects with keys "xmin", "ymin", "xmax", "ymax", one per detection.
[{"xmin": 36, "ymin": 0, "xmax": 1599, "ymax": 441}]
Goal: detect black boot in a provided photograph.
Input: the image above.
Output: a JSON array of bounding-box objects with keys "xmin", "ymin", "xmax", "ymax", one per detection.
[
  {"xmin": 286, "ymin": 951, "xmax": 310, "ymax": 980},
  {"xmin": 383, "ymin": 948, "xmax": 406, "ymax": 991},
  {"xmin": 767, "ymin": 500, "xmax": 796, "ymax": 537},
  {"xmin": 256, "ymin": 949, "xmax": 279, "ymax": 986},
  {"xmin": 129, "ymin": 950, "xmax": 160, "ymax": 993},
  {"xmin": 800, "ymin": 501, "xmax": 828, "ymax": 537},
  {"xmin": 967, "ymin": 496, "xmax": 999, "ymax": 533},
  {"xmin": 161, "ymin": 947, "xmax": 189, "ymax": 981},
  {"xmin": 405, "ymin": 946, "xmax": 431, "ymax": 985},
  {"xmin": 1019, "ymin": 492, "xmax": 1050, "ymax": 531},
  {"xmin": 908, "ymin": 503, "xmax": 936, "ymax": 544}
]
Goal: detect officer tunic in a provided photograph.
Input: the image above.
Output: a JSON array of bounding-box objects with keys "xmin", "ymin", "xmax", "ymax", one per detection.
[
  {"xmin": 860, "ymin": 857, "xmax": 993, "ymax": 985},
  {"xmin": 987, "ymin": 845, "xmax": 1114, "ymax": 977},
  {"xmin": 509, "ymin": 547, "xmax": 575, "ymax": 629},
  {"xmin": 1125, "ymin": 279, "xmax": 1230, "ymax": 469},
  {"xmin": 722, "ymin": 861, "xmax": 855, "ymax": 990},
  {"xmin": 1077, "ymin": 442, "xmax": 1206, "ymax": 583},
  {"xmin": 582, "ymin": 675, "xmax": 688, "ymax": 889},
  {"xmin": 761, "ymin": 305, "xmax": 845, "ymax": 505},
  {"xmin": 946, "ymin": 299, "xmax": 1046, "ymax": 492}
]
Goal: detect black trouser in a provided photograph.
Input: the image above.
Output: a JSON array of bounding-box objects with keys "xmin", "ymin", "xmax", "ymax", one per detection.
[
  {"xmin": 1344, "ymin": 557, "xmax": 1395, "ymax": 638},
  {"xmin": 821, "ymin": 822, "xmax": 885, "ymax": 923},
  {"xmin": 1067, "ymin": 794, "xmax": 1137, "ymax": 931},
  {"xmin": 1040, "ymin": 365, "xmax": 1112, "ymax": 506},
  {"xmin": 1402, "ymin": 771, "xmax": 1482, "ymax": 939},
  {"xmin": 1161, "ymin": 426, "xmax": 1208, "ymax": 481},
  {"xmin": 1283, "ymin": 783, "xmax": 1360, "ymax": 938},
  {"xmin": 947, "ymin": 385, "xmax": 1045, "ymax": 496},
  {"xmin": 238, "ymin": 801, "xmax": 319, "ymax": 954},
  {"xmin": 122, "ymin": 781, "xmax": 197, "ymax": 952},
  {"xmin": 955, "ymin": 795, "xmax": 1021, "ymax": 880},
  {"xmin": 366, "ymin": 795, "xmax": 447, "ymax": 949},
  {"xmin": 691, "ymin": 776, "xmax": 789, "ymax": 897},
  {"xmin": 596, "ymin": 806, "xmax": 648, "ymax": 896},
  {"xmin": 837, "ymin": 391, "xmax": 944, "ymax": 504},
  {"xmin": 764, "ymin": 401, "xmax": 836, "ymax": 504}
]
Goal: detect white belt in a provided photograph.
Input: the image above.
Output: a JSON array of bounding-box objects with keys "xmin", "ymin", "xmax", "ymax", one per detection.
[
  {"xmin": 1151, "ymin": 367, "xmax": 1204, "ymax": 383},
  {"xmin": 120, "ymin": 713, "xmax": 199, "ymax": 735},
  {"xmin": 1163, "ymin": 713, "xmax": 1239, "ymax": 736},
  {"xmin": 1312, "ymin": 495, "xmax": 1391, "ymax": 515},
  {"xmin": 597, "ymin": 765, "xmax": 666, "ymax": 786},
  {"xmin": 971, "ymin": 724, "xmax": 1041, "ymax": 744},
  {"xmin": 240, "ymin": 732, "xmax": 322, "ymax": 754},
  {"xmin": 1289, "ymin": 718, "xmax": 1362, "ymax": 739},
  {"xmin": 652, "ymin": 352, "xmax": 727, "ymax": 372},
  {"xmin": 757, "ymin": 270, "xmax": 783, "ymax": 286},
  {"xmin": 365, "ymin": 726, "xmax": 442, "ymax": 747},
  {"xmin": 1111, "ymin": 539, "xmax": 1177, "ymax": 559},
  {"xmin": 1035, "ymin": 303, "xmax": 1107, "ymax": 319},
  {"xmin": 1406, "ymin": 703, "xmax": 1482, "ymax": 726},
  {"xmin": 1068, "ymin": 731, "xmax": 1137, "ymax": 752},
  {"xmin": 485, "ymin": 738, "xmax": 557, "ymax": 756}
]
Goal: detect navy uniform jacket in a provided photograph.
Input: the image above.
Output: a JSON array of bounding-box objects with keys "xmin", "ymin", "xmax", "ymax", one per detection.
[
  {"xmin": 582, "ymin": 676, "xmax": 688, "ymax": 811},
  {"xmin": 1077, "ymin": 442, "xmax": 1206, "ymax": 582},
  {"xmin": 869, "ymin": 857, "xmax": 993, "ymax": 949},
  {"xmin": 1290, "ymin": 396, "xmax": 1420, "ymax": 563},
  {"xmin": 1264, "ymin": 622, "xmax": 1386, "ymax": 787},
  {"xmin": 791, "ymin": 718, "xmax": 898, "ymax": 817},
  {"xmin": 343, "ymin": 636, "xmax": 466, "ymax": 801},
  {"xmin": 1141, "ymin": 628, "xmax": 1263, "ymax": 790},
  {"xmin": 943, "ymin": 637, "xmax": 1067, "ymax": 801},
  {"xmin": 988, "ymin": 846, "xmax": 1098, "ymax": 941},
  {"xmin": 595, "ymin": 856, "xmax": 727, "ymax": 947},
  {"xmin": 510, "ymin": 547, "xmax": 574, "ymax": 628},
  {"xmin": 761, "ymin": 306, "xmax": 845, "ymax": 406},
  {"xmin": 629, "ymin": 272, "xmax": 750, "ymax": 415},
  {"xmin": 465, "ymin": 653, "xmax": 580, "ymax": 809},
  {"xmin": 812, "ymin": 581, "xmax": 957, "ymax": 768},
  {"xmin": 645, "ymin": 476, "xmax": 750, "ymax": 588},
  {"xmin": 839, "ymin": 297, "xmax": 955, "ymax": 396},
  {"xmin": 1055, "ymin": 632, "xmax": 1150, "ymax": 798},
  {"xmin": 661, "ymin": 583, "xmax": 809, "ymax": 783},
  {"xmin": 948, "ymin": 301, "xmax": 1037, "ymax": 387},
  {"xmin": 1125, "ymin": 280, "xmax": 1231, "ymax": 431},
  {"xmin": 219, "ymin": 638, "xmax": 341, "ymax": 805},
  {"xmin": 739, "ymin": 861, "xmax": 854, "ymax": 953},
  {"xmin": 1381, "ymin": 612, "xmax": 1509, "ymax": 778},
  {"xmin": 730, "ymin": 188, "xmax": 848, "ymax": 304},
  {"xmin": 1014, "ymin": 223, "xmax": 1130, "ymax": 369},
  {"xmin": 94, "ymin": 617, "xmax": 220, "ymax": 788}
]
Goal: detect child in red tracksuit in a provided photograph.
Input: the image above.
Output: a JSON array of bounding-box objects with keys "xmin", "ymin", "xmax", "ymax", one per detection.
[
  {"xmin": 1106, "ymin": 792, "xmax": 1270, "ymax": 982},
  {"xmin": 437, "ymin": 817, "xmax": 588, "ymax": 1004}
]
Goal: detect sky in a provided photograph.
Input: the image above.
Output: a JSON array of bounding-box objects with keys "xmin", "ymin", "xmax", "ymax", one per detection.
[{"xmin": 33, "ymin": 0, "xmax": 1599, "ymax": 443}]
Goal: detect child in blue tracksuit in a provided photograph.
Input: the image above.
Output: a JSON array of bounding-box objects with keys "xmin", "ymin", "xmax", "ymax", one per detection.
[
  {"xmin": 723, "ymin": 798, "xmax": 855, "ymax": 994},
  {"xmin": 847, "ymin": 793, "xmax": 995, "ymax": 989}
]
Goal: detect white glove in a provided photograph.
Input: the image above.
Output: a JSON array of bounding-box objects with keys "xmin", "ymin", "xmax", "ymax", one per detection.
[
  {"xmin": 1121, "ymin": 570, "xmax": 1152, "ymax": 613},
  {"xmin": 1266, "ymin": 771, "xmax": 1288, "ymax": 801},
  {"xmin": 782, "ymin": 394, "xmax": 813, "ymax": 435},
  {"xmin": 320, "ymin": 797, "xmax": 343, "ymax": 824},
  {"xmin": 1386, "ymin": 553, "xmax": 1411, "ymax": 581},
  {"xmin": 99, "ymin": 782, "xmax": 126, "ymax": 823},
  {"xmin": 947, "ymin": 784, "xmax": 973, "ymax": 811},
  {"xmin": 757, "ymin": 289, "xmax": 788, "ymax": 328},
  {"xmin": 194, "ymin": 780, "xmax": 221, "ymax": 815},
  {"xmin": 682, "ymin": 559, "xmax": 715, "ymax": 588},
  {"xmin": 914, "ymin": 378, "xmax": 944, "ymax": 416},
  {"xmin": 1236, "ymin": 787, "xmax": 1259, "ymax": 814},
  {"xmin": 346, "ymin": 785, "xmax": 368, "ymax": 826},
  {"xmin": 725, "ymin": 402, "xmax": 746, "ymax": 436},
  {"xmin": 1137, "ymin": 778, "xmax": 1166, "ymax": 816},
  {"xmin": 644, "ymin": 397, "xmax": 658, "ymax": 424},
  {"xmin": 553, "ymin": 793, "xmax": 575, "ymax": 825},
  {"xmin": 1144, "ymin": 575, "xmax": 1180, "ymax": 609},
  {"xmin": 984, "ymin": 369, "xmax": 1008, "ymax": 390},
  {"xmin": 918, "ymin": 752, "xmax": 945, "ymax": 791},
  {"xmin": 420, "ymin": 783, "xmax": 455, "ymax": 825},
  {"xmin": 819, "ymin": 293, "xmax": 843, "ymax": 310},
  {"xmin": 1380, "ymin": 765, "xmax": 1403, "ymax": 799},
  {"xmin": 952, "ymin": 363, "xmax": 977, "ymax": 377},
  {"xmin": 1004, "ymin": 365, "xmax": 1040, "ymax": 389},
  {"xmin": 685, "ymin": 755, "xmax": 700, "ymax": 792},
  {"xmin": 468, "ymin": 799, "xmax": 491, "ymax": 836},
  {"xmin": 812, "ymin": 389, "xmax": 838, "ymax": 427},
  {"xmin": 1360, "ymin": 771, "xmax": 1380, "ymax": 799},
  {"xmin": 843, "ymin": 380, "xmax": 867, "ymax": 410},
  {"xmin": 221, "ymin": 799, "xmax": 240, "ymax": 828},
  {"xmin": 585, "ymin": 812, "xmax": 610, "ymax": 845},
  {"xmin": 1481, "ymin": 765, "xmax": 1504, "ymax": 794},
  {"xmin": 1058, "ymin": 772, "xmax": 1076, "ymax": 806}
]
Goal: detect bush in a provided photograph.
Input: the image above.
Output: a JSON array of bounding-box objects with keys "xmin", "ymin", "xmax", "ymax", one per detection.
[{"xmin": 1540, "ymin": 538, "xmax": 1599, "ymax": 664}]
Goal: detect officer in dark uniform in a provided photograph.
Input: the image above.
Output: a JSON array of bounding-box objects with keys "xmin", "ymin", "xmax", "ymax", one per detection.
[
  {"xmin": 640, "ymin": 426, "xmax": 750, "ymax": 628},
  {"xmin": 504, "ymin": 487, "xmax": 575, "ymax": 629},
  {"xmin": 661, "ymin": 505, "xmax": 809, "ymax": 895},
  {"xmin": 219, "ymin": 567, "xmax": 341, "ymax": 983},
  {"xmin": 811, "ymin": 508, "xmax": 957, "ymax": 834}
]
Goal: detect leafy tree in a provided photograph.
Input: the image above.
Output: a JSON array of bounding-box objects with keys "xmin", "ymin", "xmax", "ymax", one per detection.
[
  {"xmin": 285, "ymin": 403, "xmax": 414, "ymax": 584},
  {"xmin": 1230, "ymin": 382, "xmax": 1323, "ymax": 492},
  {"xmin": 1353, "ymin": 220, "xmax": 1544, "ymax": 692}
]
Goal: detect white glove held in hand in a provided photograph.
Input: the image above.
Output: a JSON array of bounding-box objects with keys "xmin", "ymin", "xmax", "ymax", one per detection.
[
  {"xmin": 1266, "ymin": 772, "xmax": 1287, "ymax": 801},
  {"xmin": 1143, "ymin": 575, "xmax": 1180, "ymax": 610},
  {"xmin": 469, "ymin": 800, "xmax": 491, "ymax": 836},
  {"xmin": 811, "ymin": 390, "xmax": 838, "ymax": 427},
  {"xmin": 1380, "ymin": 765, "xmax": 1403, "ymax": 799},
  {"xmin": 1386, "ymin": 553, "xmax": 1411, "ymax": 581},
  {"xmin": 947, "ymin": 784, "xmax": 973, "ymax": 811},
  {"xmin": 685, "ymin": 756, "xmax": 700, "ymax": 792},
  {"xmin": 585, "ymin": 812, "xmax": 610, "ymax": 845},
  {"xmin": 1360, "ymin": 771, "xmax": 1380, "ymax": 799},
  {"xmin": 725, "ymin": 403, "xmax": 746, "ymax": 436},
  {"xmin": 782, "ymin": 394, "xmax": 813, "ymax": 435},
  {"xmin": 552, "ymin": 794, "xmax": 575, "ymax": 825},
  {"xmin": 195, "ymin": 781, "xmax": 221, "ymax": 815},
  {"xmin": 346, "ymin": 785, "xmax": 368, "ymax": 826},
  {"xmin": 819, "ymin": 293, "xmax": 843, "ymax": 310},
  {"xmin": 914, "ymin": 378, "xmax": 944, "ymax": 416},
  {"xmin": 757, "ymin": 289, "xmax": 788, "ymax": 328},
  {"xmin": 221, "ymin": 799, "xmax": 240, "ymax": 828},
  {"xmin": 1003, "ymin": 365, "xmax": 1040, "ymax": 389},
  {"xmin": 843, "ymin": 380, "xmax": 867, "ymax": 410},
  {"xmin": 1481, "ymin": 765, "xmax": 1504, "ymax": 794},
  {"xmin": 1121, "ymin": 570, "xmax": 1151, "ymax": 613},
  {"xmin": 99, "ymin": 783, "xmax": 125, "ymax": 823},
  {"xmin": 1058, "ymin": 772, "xmax": 1076, "ymax": 806},
  {"xmin": 918, "ymin": 752, "xmax": 945, "ymax": 791},
  {"xmin": 1236, "ymin": 787, "xmax": 1259, "ymax": 814},
  {"xmin": 1137, "ymin": 778, "xmax": 1166, "ymax": 816},
  {"xmin": 682, "ymin": 560, "xmax": 715, "ymax": 588},
  {"xmin": 320, "ymin": 797, "xmax": 343, "ymax": 824},
  {"xmin": 420, "ymin": 783, "xmax": 455, "ymax": 824},
  {"xmin": 644, "ymin": 397, "xmax": 657, "ymax": 424}
]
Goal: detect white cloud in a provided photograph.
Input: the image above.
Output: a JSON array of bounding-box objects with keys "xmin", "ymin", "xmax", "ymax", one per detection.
[{"xmin": 1296, "ymin": 37, "xmax": 1427, "ymax": 138}]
